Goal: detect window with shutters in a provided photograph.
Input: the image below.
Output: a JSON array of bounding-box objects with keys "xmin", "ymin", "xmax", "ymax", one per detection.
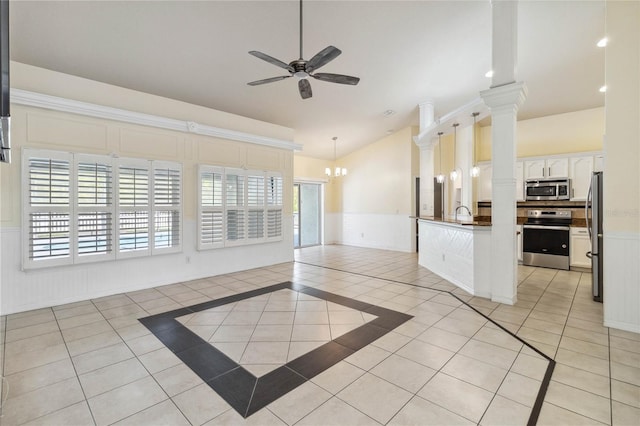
[
  {"xmin": 117, "ymin": 159, "xmax": 151, "ymax": 257},
  {"xmin": 22, "ymin": 149, "xmax": 182, "ymax": 269},
  {"xmin": 197, "ymin": 166, "xmax": 283, "ymax": 250},
  {"xmin": 225, "ymin": 169, "xmax": 245, "ymax": 245},
  {"xmin": 152, "ymin": 162, "xmax": 182, "ymax": 253},
  {"xmin": 266, "ymin": 174, "xmax": 283, "ymax": 240},
  {"xmin": 75, "ymin": 154, "xmax": 114, "ymax": 263},
  {"xmin": 23, "ymin": 150, "xmax": 72, "ymax": 268},
  {"xmin": 198, "ymin": 166, "xmax": 224, "ymax": 249},
  {"xmin": 247, "ymin": 174, "xmax": 265, "ymax": 241}
]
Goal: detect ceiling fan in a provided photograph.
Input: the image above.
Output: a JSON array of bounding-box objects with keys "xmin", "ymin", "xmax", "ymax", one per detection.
[{"xmin": 247, "ymin": 0, "xmax": 360, "ymax": 99}]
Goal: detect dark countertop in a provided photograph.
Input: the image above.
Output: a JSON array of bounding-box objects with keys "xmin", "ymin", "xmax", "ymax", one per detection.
[{"xmin": 418, "ymin": 216, "xmax": 492, "ymax": 227}]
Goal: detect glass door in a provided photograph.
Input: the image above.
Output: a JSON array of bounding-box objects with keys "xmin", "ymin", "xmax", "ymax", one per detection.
[{"xmin": 293, "ymin": 183, "xmax": 321, "ymax": 248}]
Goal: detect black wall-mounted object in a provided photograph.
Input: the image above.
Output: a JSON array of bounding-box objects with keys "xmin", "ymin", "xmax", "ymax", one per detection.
[{"xmin": 1, "ymin": 0, "xmax": 11, "ymax": 164}]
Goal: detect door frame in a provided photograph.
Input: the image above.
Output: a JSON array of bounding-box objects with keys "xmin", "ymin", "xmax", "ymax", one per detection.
[{"xmin": 293, "ymin": 179, "xmax": 325, "ymax": 248}]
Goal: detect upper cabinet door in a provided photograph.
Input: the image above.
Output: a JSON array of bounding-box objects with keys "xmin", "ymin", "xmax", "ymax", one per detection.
[
  {"xmin": 547, "ymin": 158, "xmax": 569, "ymax": 178},
  {"xmin": 523, "ymin": 159, "xmax": 546, "ymax": 179},
  {"xmin": 570, "ymin": 156, "xmax": 594, "ymax": 200}
]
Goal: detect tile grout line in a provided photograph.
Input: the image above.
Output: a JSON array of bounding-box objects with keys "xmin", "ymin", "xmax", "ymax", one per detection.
[
  {"xmin": 294, "ymin": 259, "xmax": 558, "ymax": 426},
  {"xmin": 89, "ymin": 297, "xmax": 190, "ymax": 426},
  {"xmin": 50, "ymin": 306, "xmax": 98, "ymax": 426}
]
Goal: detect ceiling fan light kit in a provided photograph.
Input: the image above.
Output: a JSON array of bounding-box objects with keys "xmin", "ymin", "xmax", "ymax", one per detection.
[{"xmin": 248, "ymin": 0, "xmax": 360, "ymax": 99}]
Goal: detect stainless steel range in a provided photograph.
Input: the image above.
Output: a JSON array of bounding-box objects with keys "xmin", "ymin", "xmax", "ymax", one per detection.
[{"xmin": 523, "ymin": 209, "xmax": 572, "ymax": 270}]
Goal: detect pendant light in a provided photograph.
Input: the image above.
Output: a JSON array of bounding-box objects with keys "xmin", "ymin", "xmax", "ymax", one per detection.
[
  {"xmin": 470, "ymin": 112, "xmax": 480, "ymax": 177},
  {"xmin": 325, "ymin": 136, "xmax": 347, "ymax": 177},
  {"xmin": 450, "ymin": 123, "xmax": 459, "ymax": 181},
  {"xmin": 436, "ymin": 132, "xmax": 445, "ymax": 183}
]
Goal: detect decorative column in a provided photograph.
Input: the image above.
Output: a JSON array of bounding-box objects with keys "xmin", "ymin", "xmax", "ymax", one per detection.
[{"xmin": 479, "ymin": 0, "xmax": 526, "ymax": 305}]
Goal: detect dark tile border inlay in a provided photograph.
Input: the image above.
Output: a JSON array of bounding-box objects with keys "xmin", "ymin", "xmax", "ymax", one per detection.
[{"xmin": 139, "ymin": 281, "xmax": 412, "ymax": 418}]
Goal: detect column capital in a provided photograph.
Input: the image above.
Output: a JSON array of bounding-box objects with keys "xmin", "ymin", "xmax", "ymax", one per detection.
[{"xmin": 480, "ymin": 81, "xmax": 528, "ymax": 111}]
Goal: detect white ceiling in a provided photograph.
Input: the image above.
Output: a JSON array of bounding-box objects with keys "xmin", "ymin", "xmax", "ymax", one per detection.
[{"xmin": 10, "ymin": 0, "xmax": 605, "ymax": 159}]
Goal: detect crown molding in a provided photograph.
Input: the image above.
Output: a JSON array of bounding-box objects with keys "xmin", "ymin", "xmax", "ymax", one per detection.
[{"xmin": 10, "ymin": 89, "xmax": 302, "ymax": 151}]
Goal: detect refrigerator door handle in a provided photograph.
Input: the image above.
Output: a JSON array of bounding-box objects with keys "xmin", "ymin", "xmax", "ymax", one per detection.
[{"xmin": 585, "ymin": 178, "xmax": 593, "ymax": 241}]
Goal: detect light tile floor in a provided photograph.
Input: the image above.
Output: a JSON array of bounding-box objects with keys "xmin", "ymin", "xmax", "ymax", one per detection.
[{"xmin": 0, "ymin": 245, "xmax": 638, "ymax": 425}]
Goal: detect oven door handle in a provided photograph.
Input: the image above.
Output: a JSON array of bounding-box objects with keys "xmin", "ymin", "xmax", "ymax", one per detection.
[{"xmin": 523, "ymin": 225, "xmax": 571, "ymax": 231}]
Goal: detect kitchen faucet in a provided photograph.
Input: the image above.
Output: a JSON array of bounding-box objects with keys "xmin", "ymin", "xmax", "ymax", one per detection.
[{"xmin": 455, "ymin": 205, "xmax": 472, "ymax": 222}]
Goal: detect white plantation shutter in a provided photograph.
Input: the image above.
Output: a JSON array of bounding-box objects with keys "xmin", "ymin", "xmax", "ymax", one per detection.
[
  {"xmin": 225, "ymin": 169, "xmax": 245, "ymax": 244},
  {"xmin": 23, "ymin": 150, "xmax": 183, "ymax": 269},
  {"xmin": 247, "ymin": 173, "xmax": 265, "ymax": 241},
  {"xmin": 152, "ymin": 162, "xmax": 182, "ymax": 253},
  {"xmin": 197, "ymin": 166, "xmax": 283, "ymax": 250},
  {"xmin": 117, "ymin": 159, "xmax": 151, "ymax": 257},
  {"xmin": 75, "ymin": 154, "xmax": 114, "ymax": 263},
  {"xmin": 198, "ymin": 166, "xmax": 224, "ymax": 249},
  {"xmin": 23, "ymin": 150, "xmax": 73, "ymax": 268},
  {"xmin": 266, "ymin": 173, "xmax": 283, "ymax": 241}
]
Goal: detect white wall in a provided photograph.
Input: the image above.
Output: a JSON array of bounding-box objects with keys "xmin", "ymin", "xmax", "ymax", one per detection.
[
  {"xmin": 335, "ymin": 127, "xmax": 419, "ymax": 252},
  {"xmin": 0, "ymin": 64, "xmax": 295, "ymax": 315}
]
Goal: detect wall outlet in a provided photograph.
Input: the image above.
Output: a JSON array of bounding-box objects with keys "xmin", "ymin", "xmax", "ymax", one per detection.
[
  {"xmin": 442, "ymin": 254, "xmax": 445, "ymax": 261},
  {"xmin": 186, "ymin": 256, "xmax": 191, "ymax": 264},
  {"xmin": 361, "ymin": 233, "xmax": 364, "ymax": 238}
]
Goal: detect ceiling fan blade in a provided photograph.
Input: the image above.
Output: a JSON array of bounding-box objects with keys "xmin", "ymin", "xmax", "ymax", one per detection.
[
  {"xmin": 306, "ymin": 46, "xmax": 342, "ymax": 73},
  {"xmin": 247, "ymin": 76, "xmax": 291, "ymax": 86},
  {"xmin": 312, "ymin": 73, "xmax": 360, "ymax": 85},
  {"xmin": 249, "ymin": 51, "xmax": 294, "ymax": 72},
  {"xmin": 298, "ymin": 79, "xmax": 312, "ymax": 99}
]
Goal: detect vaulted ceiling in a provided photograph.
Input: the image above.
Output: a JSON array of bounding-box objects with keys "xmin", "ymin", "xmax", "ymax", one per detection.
[{"xmin": 10, "ymin": 1, "xmax": 605, "ymax": 159}]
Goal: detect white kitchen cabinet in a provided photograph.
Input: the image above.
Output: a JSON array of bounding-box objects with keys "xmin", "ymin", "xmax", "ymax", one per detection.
[
  {"xmin": 516, "ymin": 161, "xmax": 524, "ymax": 201},
  {"xmin": 477, "ymin": 163, "xmax": 492, "ymax": 201},
  {"xmin": 475, "ymin": 161, "xmax": 523, "ymax": 201},
  {"xmin": 523, "ymin": 159, "xmax": 546, "ymax": 179},
  {"xmin": 524, "ymin": 158, "xmax": 569, "ymax": 179},
  {"xmin": 570, "ymin": 155, "xmax": 594, "ymax": 200},
  {"xmin": 548, "ymin": 158, "xmax": 570, "ymax": 177},
  {"xmin": 517, "ymin": 225, "xmax": 523, "ymax": 262},
  {"xmin": 570, "ymin": 227, "xmax": 592, "ymax": 268}
]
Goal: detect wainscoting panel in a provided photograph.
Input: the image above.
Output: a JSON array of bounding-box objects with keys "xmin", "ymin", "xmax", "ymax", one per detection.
[
  {"xmin": 0, "ymin": 218, "xmax": 293, "ymax": 315},
  {"xmin": 603, "ymin": 231, "xmax": 640, "ymax": 333}
]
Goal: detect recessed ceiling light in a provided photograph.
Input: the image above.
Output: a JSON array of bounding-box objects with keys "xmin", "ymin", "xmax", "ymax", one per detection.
[
  {"xmin": 383, "ymin": 109, "xmax": 395, "ymax": 117},
  {"xmin": 386, "ymin": 129, "xmax": 394, "ymax": 135},
  {"xmin": 599, "ymin": 85, "xmax": 607, "ymax": 93},
  {"xmin": 597, "ymin": 37, "xmax": 608, "ymax": 47},
  {"xmin": 485, "ymin": 70, "xmax": 494, "ymax": 78}
]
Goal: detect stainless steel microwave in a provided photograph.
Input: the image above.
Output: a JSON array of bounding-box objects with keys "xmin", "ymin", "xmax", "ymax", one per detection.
[{"xmin": 525, "ymin": 178, "xmax": 571, "ymax": 200}]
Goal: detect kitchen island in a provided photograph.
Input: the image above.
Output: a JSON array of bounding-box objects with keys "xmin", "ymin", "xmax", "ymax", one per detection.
[{"xmin": 418, "ymin": 218, "xmax": 492, "ymax": 298}]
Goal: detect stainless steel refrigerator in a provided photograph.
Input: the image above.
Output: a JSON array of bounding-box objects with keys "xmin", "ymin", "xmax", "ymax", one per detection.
[{"xmin": 586, "ymin": 171, "xmax": 603, "ymax": 302}]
